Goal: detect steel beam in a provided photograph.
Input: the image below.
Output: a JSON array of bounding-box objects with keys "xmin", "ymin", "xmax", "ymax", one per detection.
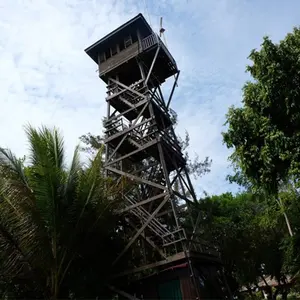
[
  {"xmin": 167, "ymin": 71, "xmax": 180, "ymax": 109},
  {"xmin": 112, "ymin": 195, "xmax": 169, "ymax": 266},
  {"xmin": 106, "ymin": 166, "xmax": 166, "ymax": 190},
  {"xmin": 110, "ymin": 78, "xmax": 147, "ymax": 99},
  {"xmin": 128, "ymin": 221, "xmax": 166, "ymax": 258},
  {"xmin": 119, "ymin": 192, "xmax": 165, "ymax": 213},
  {"xmin": 145, "ymin": 46, "xmax": 160, "ymax": 86}
]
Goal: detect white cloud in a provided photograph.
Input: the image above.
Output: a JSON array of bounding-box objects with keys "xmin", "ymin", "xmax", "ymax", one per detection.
[
  {"xmin": 0, "ymin": 0, "xmax": 299, "ymax": 196},
  {"xmin": 153, "ymin": 0, "xmax": 300, "ymax": 195}
]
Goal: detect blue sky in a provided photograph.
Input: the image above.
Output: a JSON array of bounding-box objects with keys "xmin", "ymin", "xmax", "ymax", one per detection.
[{"xmin": 0, "ymin": 0, "xmax": 299, "ymax": 196}]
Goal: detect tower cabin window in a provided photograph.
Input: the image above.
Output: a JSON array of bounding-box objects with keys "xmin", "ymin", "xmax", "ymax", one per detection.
[
  {"xmin": 124, "ymin": 35, "xmax": 132, "ymax": 48},
  {"xmin": 119, "ymin": 40, "xmax": 125, "ymax": 51},
  {"xmin": 111, "ymin": 44, "xmax": 118, "ymax": 56},
  {"xmin": 105, "ymin": 48, "xmax": 111, "ymax": 60},
  {"xmin": 99, "ymin": 52, "xmax": 105, "ymax": 63}
]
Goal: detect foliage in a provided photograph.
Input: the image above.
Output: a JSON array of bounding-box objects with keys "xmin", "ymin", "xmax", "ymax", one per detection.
[
  {"xmin": 169, "ymin": 108, "xmax": 212, "ymax": 179},
  {"xmin": 79, "ymin": 132, "xmax": 103, "ymax": 155},
  {"xmin": 177, "ymin": 130, "xmax": 212, "ymax": 179},
  {"xmin": 223, "ymin": 27, "xmax": 300, "ymax": 194},
  {"xmin": 193, "ymin": 192, "xmax": 294, "ymax": 299},
  {"xmin": 222, "ymin": 28, "xmax": 300, "ymax": 284},
  {"xmin": 0, "ymin": 125, "xmax": 125, "ymax": 299}
]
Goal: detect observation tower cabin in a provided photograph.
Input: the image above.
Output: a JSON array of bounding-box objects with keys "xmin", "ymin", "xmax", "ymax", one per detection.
[{"xmin": 85, "ymin": 13, "xmax": 177, "ymax": 87}]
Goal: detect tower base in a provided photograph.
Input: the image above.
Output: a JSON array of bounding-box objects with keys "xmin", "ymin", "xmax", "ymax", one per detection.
[{"xmin": 113, "ymin": 251, "xmax": 229, "ymax": 300}]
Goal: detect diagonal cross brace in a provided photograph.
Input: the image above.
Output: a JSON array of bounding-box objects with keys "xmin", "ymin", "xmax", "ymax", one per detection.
[
  {"xmin": 128, "ymin": 220, "xmax": 167, "ymax": 259},
  {"xmin": 119, "ymin": 192, "xmax": 165, "ymax": 213},
  {"xmin": 110, "ymin": 78, "xmax": 147, "ymax": 99},
  {"xmin": 112, "ymin": 195, "xmax": 169, "ymax": 266},
  {"xmin": 106, "ymin": 102, "xmax": 149, "ymax": 163},
  {"xmin": 145, "ymin": 46, "xmax": 160, "ymax": 86},
  {"xmin": 106, "ymin": 166, "xmax": 166, "ymax": 190},
  {"xmin": 167, "ymin": 71, "xmax": 180, "ymax": 109}
]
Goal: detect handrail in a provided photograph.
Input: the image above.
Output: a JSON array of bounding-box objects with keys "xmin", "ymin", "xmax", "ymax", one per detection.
[
  {"xmin": 160, "ymin": 130, "xmax": 182, "ymax": 153},
  {"xmin": 107, "ymin": 78, "xmax": 148, "ymax": 100},
  {"xmin": 141, "ymin": 33, "xmax": 158, "ymax": 51},
  {"xmin": 141, "ymin": 33, "xmax": 177, "ymax": 68}
]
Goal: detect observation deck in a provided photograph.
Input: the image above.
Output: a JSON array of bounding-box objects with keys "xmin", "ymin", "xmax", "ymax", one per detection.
[{"xmin": 85, "ymin": 14, "xmax": 178, "ymax": 87}]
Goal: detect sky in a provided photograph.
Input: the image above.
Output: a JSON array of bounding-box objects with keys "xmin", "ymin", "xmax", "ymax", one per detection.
[{"xmin": 0, "ymin": 0, "xmax": 300, "ymax": 196}]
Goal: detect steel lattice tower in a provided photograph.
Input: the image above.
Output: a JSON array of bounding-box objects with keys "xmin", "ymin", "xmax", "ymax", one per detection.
[{"xmin": 85, "ymin": 14, "xmax": 229, "ymax": 300}]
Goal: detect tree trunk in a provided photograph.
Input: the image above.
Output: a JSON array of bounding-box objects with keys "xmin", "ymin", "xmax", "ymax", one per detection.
[
  {"xmin": 282, "ymin": 210, "xmax": 293, "ymax": 237},
  {"xmin": 277, "ymin": 197, "xmax": 293, "ymax": 237},
  {"xmin": 260, "ymin": 275, "xmax": 272, "ymax": 299}
]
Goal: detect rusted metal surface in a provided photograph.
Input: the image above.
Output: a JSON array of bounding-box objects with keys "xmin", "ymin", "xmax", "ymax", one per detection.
[{"xmin": 180, "ymin": 276, "xmax": 198, "ymax": 300}]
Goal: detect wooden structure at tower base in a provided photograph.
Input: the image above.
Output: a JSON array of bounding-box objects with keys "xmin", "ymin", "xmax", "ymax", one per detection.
[{"xmin": 113, "ymin": 251, "xmax": 227, "ymax": 300}]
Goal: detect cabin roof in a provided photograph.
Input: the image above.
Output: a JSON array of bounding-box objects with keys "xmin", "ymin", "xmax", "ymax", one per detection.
[{"xmin": 85, "ymin": 13, "xmax": 153, "ymax": 64}]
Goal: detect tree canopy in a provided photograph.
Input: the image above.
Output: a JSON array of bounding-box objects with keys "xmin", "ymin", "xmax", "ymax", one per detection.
[
  {"xmin": 0, "ymin": 126, "xmax": 125, "ymax": 299},
  {"xmin": 223, "ymin": 27, "xmax": 300, "ymax": 194},
  {"xmin": 221, "ymin": 26, "xmax": 300, "ymax": 299},
  {"xmin": 193, "ymin": 190, "xmax": 300, "ymax": 299}
]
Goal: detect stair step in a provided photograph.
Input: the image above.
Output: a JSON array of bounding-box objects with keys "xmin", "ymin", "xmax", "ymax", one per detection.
[
  {"xmin": 119, "ymin": 96, "xmax": 135, "ymax": 108},
  {"xmin": 163, "ymin": 237, "xmax": 186, "ymax": 247},
  {"xmin": 127, "ymin": 138, "xmax": 140, "ymax": 148},
  {"xmin": 162, "ymin": 228, "xmax": 184, "ymax": 238},
  {"xmin": 125, "ymin": 197, "xmax": 172, "ymax": 238}
]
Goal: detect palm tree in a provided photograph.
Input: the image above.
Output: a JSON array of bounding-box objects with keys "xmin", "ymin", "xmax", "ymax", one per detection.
[{"xmin": 0, "ymin": 125, "xmax": 124, "ymax": 299}]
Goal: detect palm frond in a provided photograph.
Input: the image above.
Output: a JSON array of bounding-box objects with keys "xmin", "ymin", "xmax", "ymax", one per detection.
[
  {"xmin": 63, "ymin": 145, "xmax": 81, "ymax": 206},
  {"xmin": 0, "ymin": 148, "xmax": 29, "ymax": 189},
  {"xmin": 0, "ymin": 196, "xmax": 49, "ymax": 285},
  {"xmin": 51, "ymin": 127, "xmax": 65, "ymax": 169},
  {"xmin": 74, "ymin": 149, "xmax": 104, "ymax": 225},
  {"xmin": 0, "ymin": 125, "xmax": 125, "ymax": 298},
  {"xmin": 24, "ymin": 124, "xmax": 65, "ymax": 170},
  {"xmin": 0, "ymin": 218, "xmax": 28, "ymax": 277}
]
